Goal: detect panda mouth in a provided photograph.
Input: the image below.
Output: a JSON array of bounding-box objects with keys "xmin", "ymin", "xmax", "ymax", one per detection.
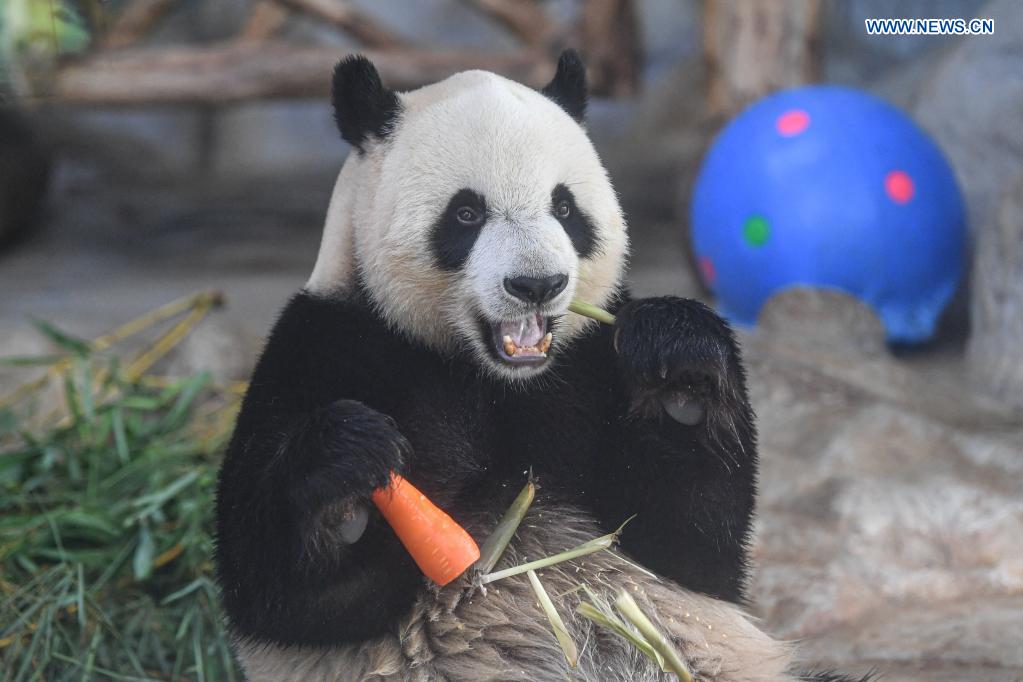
[{"xmin": 488, "ymin": 314, "xmax": 552, "ymax": 365}]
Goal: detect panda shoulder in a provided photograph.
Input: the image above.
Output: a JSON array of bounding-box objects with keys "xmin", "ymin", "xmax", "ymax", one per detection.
[{"xmin": 256, "ymin": 290, "xmax": 387, "ymax": 373}]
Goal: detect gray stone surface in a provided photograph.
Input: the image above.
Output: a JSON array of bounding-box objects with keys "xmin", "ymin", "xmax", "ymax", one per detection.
[
  {"xmin": 747, "ymin": 316, "xmax": 1023, "ymax": 679},
  {"xmin": 968, "ymin": 173, "xmax": 1023, "ymax": 409},
  {"xmin": 758, "ymin": 287, "xmax": 887, "ymax": 357}
]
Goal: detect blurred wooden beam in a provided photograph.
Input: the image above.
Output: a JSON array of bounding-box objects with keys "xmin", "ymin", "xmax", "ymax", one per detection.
[
  {"xmin": 462, "ymin": 0, "xmax": 553, "ymax": 49},
  {"xmin": 237, "ymin": 0, "xmax": 291, "ymax": 42},
  {"xmin": 580, "ymin": 0, "xmax": 641, "ymax": 97},
  {"xmin": 101, "ymin": 0, "xmax": 182, "ymax": 50},
  {"xmin": 277, "ymin": 0, "xmax": 410, "ymax": 49},
  {"xmin": 46, "ymin": 43, "xmax": 551, "ymax": 106},
  {"xmin": 703, "ymin": 0, "xmax": 821, "ymax": 118}
]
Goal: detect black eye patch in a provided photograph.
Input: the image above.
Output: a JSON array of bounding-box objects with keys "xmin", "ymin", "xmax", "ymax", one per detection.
[
  {"xmin": 552, "ymin": 184, "xmax": 599, "ymax": 258},
  {"xmin": 431, "ymin": 189, "xmax": 488, "ymax": 271}
]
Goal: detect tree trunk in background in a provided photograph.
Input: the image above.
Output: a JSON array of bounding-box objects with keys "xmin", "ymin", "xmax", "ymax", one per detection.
[
  {"xmin": 703, "ymin": 0, "xmax": 821, "ymax": 119},
  {"xmin": 581, "ymin": 0, "xmax": 642, "ymax": 98},
  {"xmin": 968, "ymin": 174, "xmax": 1023, "ymax": 409}
]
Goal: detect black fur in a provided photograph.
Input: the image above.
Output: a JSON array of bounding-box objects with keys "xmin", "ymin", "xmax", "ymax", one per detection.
[
  {"xmin": 215, "ymin": 287, "xmax": 758, "ymax": 645},
  {"xmin": 601, "ymin": 296, "xmax": 756, "ymax": 600},
  {"xmin": 430, "ymin": 189, "xmax": 488, "ymax": 271},
  {"xmin": 541, "ymin": 49, "xmax": 588, "ymax": 123},
  {"xmin": 331, "ymin": 55, "xmax": 402, "ymax": 153},
  {"xmin": 552, "ymin": 183, "xmax": 600, "ymax": 258}
]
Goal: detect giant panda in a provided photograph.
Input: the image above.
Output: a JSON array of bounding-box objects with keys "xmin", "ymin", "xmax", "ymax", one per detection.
[{"xmin": 215, "ymin": 51, "xmax": 859, "ymax": 681}]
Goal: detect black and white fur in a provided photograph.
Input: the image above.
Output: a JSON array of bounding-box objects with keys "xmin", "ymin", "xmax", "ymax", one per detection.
[{"xmin": 216, "ymin": 52, "xmax": 860, "ymax": 681}]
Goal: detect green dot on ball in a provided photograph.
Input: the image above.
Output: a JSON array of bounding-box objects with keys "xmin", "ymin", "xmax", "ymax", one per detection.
[{"xmin": 743, "ymin": 215, "xmax": 770, "ymax": 247}]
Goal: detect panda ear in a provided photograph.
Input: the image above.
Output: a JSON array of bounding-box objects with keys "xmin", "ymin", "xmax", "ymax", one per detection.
[
  {"xmin": 331, "ymin": 55, "xmax": 402, "ymax": 153},
  {"xmin": 541, "ymin": 49, "xmax": 587, "ymax": 123}
]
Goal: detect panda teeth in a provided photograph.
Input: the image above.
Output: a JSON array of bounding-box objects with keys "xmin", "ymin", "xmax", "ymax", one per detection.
[
  {"xmin": 538, "ymin": 332, "xmax": 552, "ymax": 354},
  {"xmin": 502, "ymin": 332, "xmax": 553, "ymax": 357},
  {"xmin": 503, "ymin": 335, "xmax": 518, "ymax": 356}
]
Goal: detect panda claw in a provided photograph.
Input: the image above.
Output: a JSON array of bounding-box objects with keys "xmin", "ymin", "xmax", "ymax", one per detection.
[{"xmin": 660, "ymin": 391, "xmax": 705, "ymax": 426}]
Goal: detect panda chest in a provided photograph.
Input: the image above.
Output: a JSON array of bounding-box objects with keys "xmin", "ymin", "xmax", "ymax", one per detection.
[{"xmin": 393, "ymin": 374, "xmax": 606, "ymax": 499}]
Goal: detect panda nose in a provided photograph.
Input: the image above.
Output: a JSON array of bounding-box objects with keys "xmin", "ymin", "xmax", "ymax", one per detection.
[{"xmin": 503, "ymin": 274, "xmax": 568, "ymax": 304}]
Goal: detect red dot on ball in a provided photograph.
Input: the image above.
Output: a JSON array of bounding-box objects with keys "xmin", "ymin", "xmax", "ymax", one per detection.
[
  {"xmin": 776, "ymin": 109, "xmax": 810, "ymax": 136},
  {"xmin": 699, "ymin": 256, "xmax": 717, "ymax": 285},
  {"xmin": 885, "ymin": 170, "xmax": 915, "ymax": 204}
]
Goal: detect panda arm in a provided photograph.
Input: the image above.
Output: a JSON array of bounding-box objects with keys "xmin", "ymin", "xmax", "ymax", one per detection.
[
  {"xmin": 215, "ymin": 292, "xmax": 422, "ymax": 646},
  {"xmin": 592, "ymin": 295, "xmax": 757, "ymax": 604}
]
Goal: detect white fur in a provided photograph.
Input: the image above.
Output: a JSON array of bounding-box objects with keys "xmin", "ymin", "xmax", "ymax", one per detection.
[{"xmin": 307, "ymin": 70, "xmax": 629, "ymax": 379}]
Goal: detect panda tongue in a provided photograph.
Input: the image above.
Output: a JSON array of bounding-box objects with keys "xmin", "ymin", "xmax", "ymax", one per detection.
[{"xmin": 501, "ymin": 315, "xmax": 544, "ymax": 349}]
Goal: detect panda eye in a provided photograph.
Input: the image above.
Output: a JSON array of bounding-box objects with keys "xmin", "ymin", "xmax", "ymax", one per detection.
[
  {"xmin": 456, "ymin": 206, "xmax": 483, "ymax": 226},
  {"xmin": 555, "ymin": 200, "xmax": 571, "ymax": 219}
]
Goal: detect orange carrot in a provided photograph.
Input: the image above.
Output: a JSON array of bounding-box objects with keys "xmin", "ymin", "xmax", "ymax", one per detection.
[{"xmin": 371, "ymin": 472, "xmax": 480, "ymax": 586}]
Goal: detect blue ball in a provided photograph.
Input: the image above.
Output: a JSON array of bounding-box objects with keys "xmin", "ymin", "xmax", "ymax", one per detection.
[{"xmin": 690, "ymin": 86, "xmax": 966, "ymax": 343}]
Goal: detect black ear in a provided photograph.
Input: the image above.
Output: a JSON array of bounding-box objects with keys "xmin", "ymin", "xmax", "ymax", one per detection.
[
  {"xmin": 331, "ymin": 55, "xmax": 402, "ymax": 153},
  {"xmin": 541, "ymin": 49, "xmax": 587, "ymax": 123}
]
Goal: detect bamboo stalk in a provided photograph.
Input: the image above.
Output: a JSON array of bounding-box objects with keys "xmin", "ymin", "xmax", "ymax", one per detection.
[
  {"xmin": 569, "ymin": 299, "xmax": 616, "ymax": 326},
  {"xmin": 475, "ymin": 475, "xmax": 536, "ymax": 574},
  {"xmin": 615, "ymin": 591, "xmax": 691, "ymax": 681},
  {"xmin": 480, "ymin": 516, "xmax": 631, "ymax": 585},
  {"xmin": 480, "ymin": 533, "xmax": 614, "ymax": 585},
  {"xmin": 0, "ymin": 291, "xmax": 222, "ymax": 411},
  {"xmin": 527, "ymin": 570, "xmax": 578, "ymax": 667},
  {"xmin": 577, "ymin": 600, "xmax": 666, "ymax": 671},
  {"xmin": 124, "ymin": 301, "xmax": 215, "ymax": 381}
]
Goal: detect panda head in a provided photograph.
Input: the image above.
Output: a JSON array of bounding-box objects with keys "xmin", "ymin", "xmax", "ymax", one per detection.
[{"xmin": 307, "ymin": 50, "xmax": 628, "ymax": 381}]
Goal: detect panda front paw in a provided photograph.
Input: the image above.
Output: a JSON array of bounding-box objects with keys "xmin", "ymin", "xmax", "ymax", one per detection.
[
  {"xmin": 614, "ymin": 297, "xmax": 740, "ymax": 425},
  {"xmin": 288, "ymin": 400, "xmax": 410, "ymax": 546}
]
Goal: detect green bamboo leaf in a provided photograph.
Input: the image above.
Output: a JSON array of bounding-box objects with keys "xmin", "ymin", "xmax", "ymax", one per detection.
[
  {"xmin": 76, "ymin": 563, "xmax": 87, "ymax": 630},
  {"xmin": 161, "ymin": 577, "xmax": 206, "ymax": 606},
  {"xmin": 111, "ymin": 407, "xmax": 130, "ymax": 463},
  {"xmin": 0, "ymin": 354, "xmax": 66, "ymax": 366},
  {"xmin": 63, "ymin": 371, "xmax": 84, "ymax": 427},
  {"xmin": 0, "ymin": 407, "xmax": 16, "ymax": 435},
  {"xmin": 31, "ymin": 320, "xmax": 91, "ymax": 356},
  {"xmin": 57, "ymin": 509, "xmax": 119, "ymax": 538},
  {"xmin": 120, "ymin": 397, "xmax": 163, "ymax": 411},
  {"xmin": 74, "ymin": 357, "xmax": 96, "ymax": 425},
  {"xmin": 160, "ymin": 373, "xmax": 210, "ymax": 431},
  {"xmin": 130, "ymin": 470, "xmax": 200, "ymax": 511},
  {"xmin": 133, "ymin": 524, "xmax": 155, "ymax": 581}
]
